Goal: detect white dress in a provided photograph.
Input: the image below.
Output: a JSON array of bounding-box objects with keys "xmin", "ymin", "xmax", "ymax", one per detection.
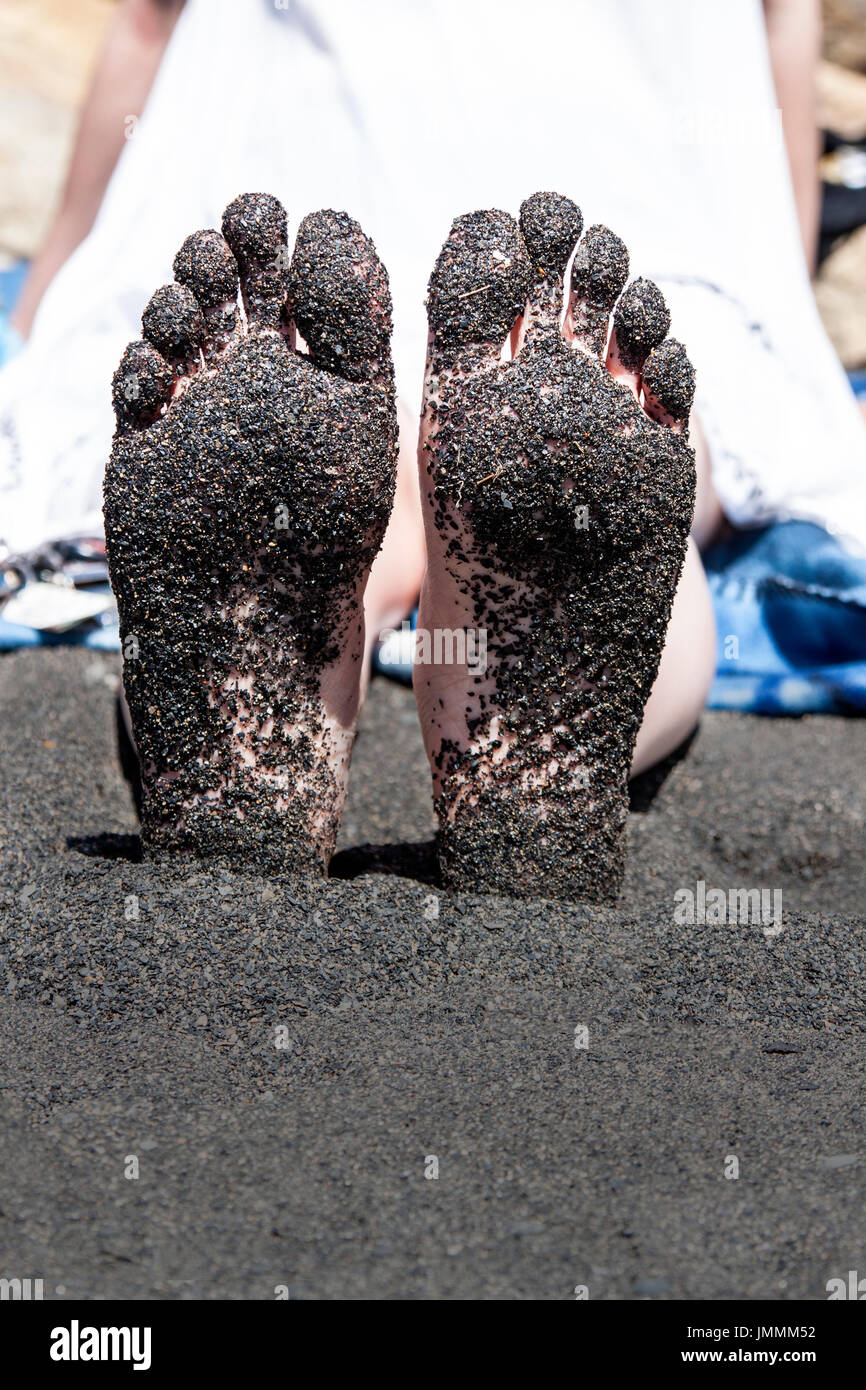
[{"xmin": 2, "ymin": 0, "xmax": 865, "ymax": 553}]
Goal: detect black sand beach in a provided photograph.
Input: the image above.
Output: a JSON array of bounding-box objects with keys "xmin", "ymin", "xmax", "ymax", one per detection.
[{"xmin": 1, "ymin": 646, "xmax": 864, "ymax": 1299}]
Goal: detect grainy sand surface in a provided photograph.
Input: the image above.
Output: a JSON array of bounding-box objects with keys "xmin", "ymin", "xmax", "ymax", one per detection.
[{"xmin": 0, "ymin": 647, "xmax": 864, "ymax": 1299}]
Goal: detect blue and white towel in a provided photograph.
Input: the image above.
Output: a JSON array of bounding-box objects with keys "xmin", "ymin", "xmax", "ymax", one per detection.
[{"xmin": 705, "ymin": 520, "xmax": 866, "ymax": 713}]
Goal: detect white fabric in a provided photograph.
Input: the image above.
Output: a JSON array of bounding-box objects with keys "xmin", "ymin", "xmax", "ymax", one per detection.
[{"xmin": 2, "ymin": 0, "xmax": 865, "ymax": 551}]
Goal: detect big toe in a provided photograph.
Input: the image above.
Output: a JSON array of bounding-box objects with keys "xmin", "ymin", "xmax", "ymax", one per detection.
[
  {"xmin": 426, "ymin": 209, "xmax": 531, "ymax": 357},
  {"xmin": 289, "ymin": 209, "xmax": 393, "ymax": 387}
]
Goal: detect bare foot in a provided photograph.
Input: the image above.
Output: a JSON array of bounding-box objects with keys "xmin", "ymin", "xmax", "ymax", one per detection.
[
  {"xmin": 104, "ymin": 194, "xmax": 398, "ymax": 874},
  {"xmin": 416, "ymin": 192, "xmax": 696, "ymax": 903}
]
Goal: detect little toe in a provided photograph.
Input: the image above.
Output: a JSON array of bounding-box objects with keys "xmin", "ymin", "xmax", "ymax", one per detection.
[
  {"xmin": 173, "ymin": 229, "xmax": 241, "ymax": 361},
  {"xmin": 426, "ymin": 209, "xmax": 531, "ymax": 361},
  {"xmin": 642, "ymin": 338, "xmax": 696, "ymax": 430},
  {"xmin": 289, "ymin": 209, "xmax": 394, "ymax": 387},
  {"xmin": 112, "ymin": 341, "xmax": 174, "ymax": 432},
  {"xmin": 569, "ymin": 224, "xmax": 629, "ymax": 357},
  {"xmin": 518, "ymin": 191, "xmax": 583, "ymax": 327},
  {"xmin": 141, "ymin": 284, "xmax": 204, "ymax": 375},
  {"xmin": 221, "ymin": 192, "xmax": 290, "ymax": 332},
  {"xmin": 607, "ymin": 278, "xmax": 670, "ymax": 396}
]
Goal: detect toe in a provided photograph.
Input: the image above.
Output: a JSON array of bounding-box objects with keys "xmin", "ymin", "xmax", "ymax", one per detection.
[
  {"xmin": 112, "ymin": 341, "xmax": 174, "ymax": 432},
  {"xmin": 568, "ymin": 225, "xmax": 629, "ymax": 357},
  {"xmin": 173, "ymin": 229, "xmax": 241, "ymax": 361},
  {"xmin": 289, "ymin": 209, "xmax": 393, "ymax": 386},
  {"xmin": 607, "ymin": 277, "xmax": 670, "ymax": 396},
  {"xmin": 142, "ymin": 284, "xmax": 204, "ymax": 373},
  {"xmin": 642, "ymin": 338, "xmax": 696, "ymax": 430},
  {"xmin": 426, "ymin": 209, "xmax": 531, "ymax": 357},
  {"xmin": 221, "ymin": 192, "xmax": 290, "ymax": 332},
  {"xmin": 518, "ymin": 191, "xmax": 583, "ymax": 326}
]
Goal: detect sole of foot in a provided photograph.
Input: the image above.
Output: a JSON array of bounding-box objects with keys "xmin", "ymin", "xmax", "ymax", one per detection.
[
  {"xmin": 104, "ymin": 193, "xmax": 398, "ymax": 875},
  {"xmin": 416, "ymin": 191, "xmax": 696, "ymax": 904}
]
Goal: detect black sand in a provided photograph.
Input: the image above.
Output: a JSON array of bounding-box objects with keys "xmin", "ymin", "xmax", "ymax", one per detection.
[{"xmin": 1, "ymin": 646, "xmax": 864, "ymax": 1299}]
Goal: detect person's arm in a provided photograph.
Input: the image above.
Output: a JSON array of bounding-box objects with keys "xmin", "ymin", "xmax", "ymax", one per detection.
[
  {"xmin": 12, "ymin": 0, "xmax": 185, "ymax": 338},
  {"xmin": 762, "ymin": 0, "xmax": 823, "ymax": 276}
]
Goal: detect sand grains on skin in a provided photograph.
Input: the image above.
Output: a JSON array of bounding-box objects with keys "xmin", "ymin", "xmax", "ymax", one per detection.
[
  {"xmin": 104, "ymin": 194, "xmax": 398, "ymax": 876},
  {"xmin": 418, "ymin": 192, "xmax": 696, "ymax": 903}
]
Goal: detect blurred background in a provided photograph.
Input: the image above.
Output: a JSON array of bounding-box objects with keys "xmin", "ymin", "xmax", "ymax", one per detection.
[
  {"xmin": 0, "ymin": 0, "xmax": 115, "ymax": 316},
  {"xmin": 2, "ymin": 0, "xmax": 865, "ymax": 369}
]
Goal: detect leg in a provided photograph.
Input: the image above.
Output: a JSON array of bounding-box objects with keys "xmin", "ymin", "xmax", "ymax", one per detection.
[
  {"xmin": 631, "ymin": 411, "xmax": 720, "ymax": 777},
  {"xmin": 762, "ymin": 0, "xmax": 822, "ymax": 276},
  {"xmin": 361, "ymin": 398, "xmax": 426, "ymax": 679},
  {"xmin": 630, "ymin": 537, "xmax": 716, "ymax": 777},
  {"xmin": 690, "ymin": 413, "xmax": 725, "ymax": 552},
  {"xmin": 12, "ymin": 0, "xmax": 185, "ymax": 338}
]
